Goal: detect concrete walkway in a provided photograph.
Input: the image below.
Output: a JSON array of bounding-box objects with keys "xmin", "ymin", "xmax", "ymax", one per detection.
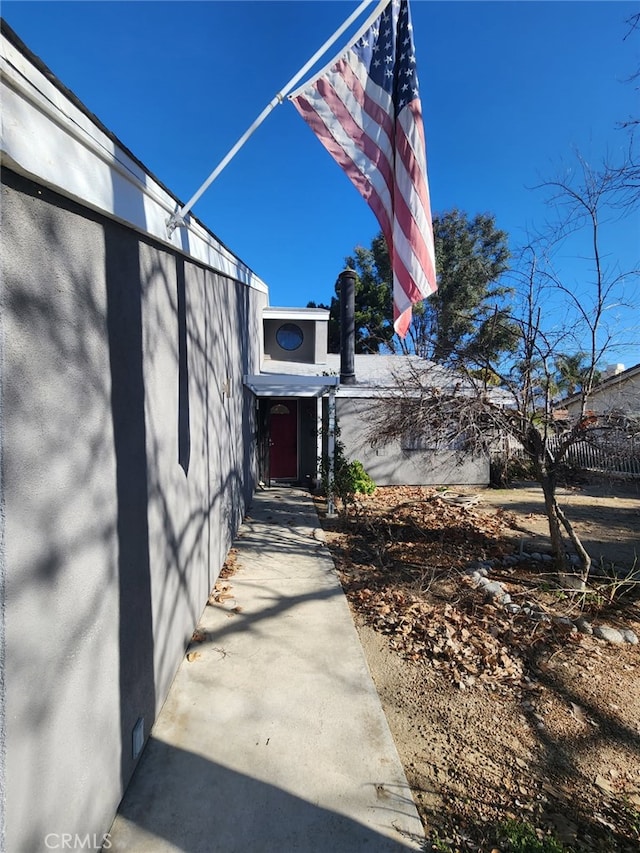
[{"xmin": 108, "ymin": 487, "xmax": 425, "ymax": 852}]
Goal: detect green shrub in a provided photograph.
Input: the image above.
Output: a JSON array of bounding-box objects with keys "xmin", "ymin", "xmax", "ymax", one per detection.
[
  {"xmin": 320, "ymin": 428, "xmax": 376, "ymax": 512},
  {"xmin": 497, "ymin": 820, "xmax": 568, "ymax": 853},
  {"xmin": 346, "ymin": 460, "xmax": 377, "ymax": 495}
]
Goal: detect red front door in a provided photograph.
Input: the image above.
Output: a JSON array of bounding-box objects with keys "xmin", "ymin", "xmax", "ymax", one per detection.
[{"xmin": 269, "ymin": 400, "xmax": 298, "ymax": 480}]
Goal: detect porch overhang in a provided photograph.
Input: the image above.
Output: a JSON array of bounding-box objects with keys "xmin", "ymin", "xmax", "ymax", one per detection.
[{"xmin": 243, "ymin": 374, "xmax": 339, "ymax": 398}]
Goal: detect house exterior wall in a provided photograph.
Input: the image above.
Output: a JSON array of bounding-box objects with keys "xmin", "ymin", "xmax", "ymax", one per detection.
[
  {"xmin": 313, "ymin": 320, "xmax": 329, "ymax": 364},
  {"xmin": 565, "ymin": 369, "xmax": 640, "ymax": 418},
  {"xmin": 2, "ymin": 169, "xmax": 265, "ymax": 850},
  {"xmin": 1, "ymin": 25, "xmax": 271, "ymax": 849},
  {"xmin": 336, "ymin": 398, "xmax": 489, "ymax": 486}
]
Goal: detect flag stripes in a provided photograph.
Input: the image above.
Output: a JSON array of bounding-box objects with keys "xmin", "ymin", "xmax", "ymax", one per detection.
[{"xmin": 290, "ymin": 0, "xmax": 437, "ymax": 337}]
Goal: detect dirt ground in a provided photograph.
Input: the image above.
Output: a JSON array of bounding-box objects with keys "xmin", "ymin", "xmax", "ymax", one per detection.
[
  {"xmin": 316, "ymin": 478, "xmax": 640, "ymax": 852},
  {"xmin": 476, "ymin": 479, "xmax": 640, "ymax": 573}
]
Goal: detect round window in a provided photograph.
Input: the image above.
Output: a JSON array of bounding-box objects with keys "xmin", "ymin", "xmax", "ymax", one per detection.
[{"xmin": 276, "ymin": 322, "xmax": 304, "ymax": 351}]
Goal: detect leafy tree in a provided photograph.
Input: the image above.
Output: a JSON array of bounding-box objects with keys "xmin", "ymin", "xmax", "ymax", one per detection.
[
  {"xmin": 554, "ymin": 352, "xmax": 601, "ymax": 398},
  {"xmin": 329, "ymin": 211, "xmax": 517, "ymax": 364},
  {"xmin": 309, "ymin": 233, "xmax": 395, "ymax": 353},
  {"xmin": 426, "ymin": 210, "xmax": 515, "ymax": 365}
]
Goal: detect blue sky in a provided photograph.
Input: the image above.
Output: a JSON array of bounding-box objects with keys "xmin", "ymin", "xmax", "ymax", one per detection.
[{"xmin": 3, "ymin": 1, "xmax": 639, "ymax": 366}]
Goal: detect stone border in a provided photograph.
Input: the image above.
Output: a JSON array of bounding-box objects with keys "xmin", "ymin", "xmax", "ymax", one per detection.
[{"xmin": 464, "ymin": 555, "xmax": 638, "ymax": 646}]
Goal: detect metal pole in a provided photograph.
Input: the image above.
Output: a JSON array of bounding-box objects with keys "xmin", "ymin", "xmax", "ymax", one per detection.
[
  {"xmin": 327, "ymin": 388, "xmax": 337, "ymax": 517},
  {"xmin": 339, "ymin": 269, "xmax": 356, "ymax": 386},
  {"xmin": 166, "ymin": 0, "xmax": 382, "ymax": 235}
]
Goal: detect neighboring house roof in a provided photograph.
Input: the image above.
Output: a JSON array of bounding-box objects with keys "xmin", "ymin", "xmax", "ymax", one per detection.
[{"xmin": 561, "ymin": 362, "xmax": 640, "ymax": 415}]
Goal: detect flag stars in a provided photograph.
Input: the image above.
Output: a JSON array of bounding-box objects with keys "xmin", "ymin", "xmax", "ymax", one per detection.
[{"xmin": 347, "ymin": 0, "xmax": 420, "ymax": 105}]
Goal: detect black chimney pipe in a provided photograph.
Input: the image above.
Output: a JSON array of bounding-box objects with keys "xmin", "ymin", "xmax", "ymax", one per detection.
[{"xmin": 339, "ymin": 268, "xmax": 356, "ymax": 385}]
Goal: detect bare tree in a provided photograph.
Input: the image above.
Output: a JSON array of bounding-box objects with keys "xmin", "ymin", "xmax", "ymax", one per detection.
[
  {"xmin": 617, "ymin": 12, "xmax": 640, "ymax": 200},
  {"xmin": 368, "ymin": 154, "xmax": 639, "ymax": 581},
  {"xmin": 621, "ymin": 10, "xmax": 640, "ymax": 132}
]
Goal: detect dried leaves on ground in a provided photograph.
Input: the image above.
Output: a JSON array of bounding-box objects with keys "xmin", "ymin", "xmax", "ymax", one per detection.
[{"xmin": 317, "ymin": 485, "xmax": 640, "ymax": 852}]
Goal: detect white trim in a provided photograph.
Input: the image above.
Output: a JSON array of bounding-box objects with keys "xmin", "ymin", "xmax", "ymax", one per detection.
[
  {"xmin": 264, "ymin": 307, "xmax": 330, "ymax": 321},
  {"xmin": 244, "ymin": 374, "xmax": 339, "ymax": 398},
  {"xmin": 0, "ymin": 30, "xmax": 268, "ymax": 293}
]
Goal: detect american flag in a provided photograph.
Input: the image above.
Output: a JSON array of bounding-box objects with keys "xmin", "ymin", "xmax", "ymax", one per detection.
[{"xmin": 289, "ymin": 0, "xmax": 437, "ymax": 338}]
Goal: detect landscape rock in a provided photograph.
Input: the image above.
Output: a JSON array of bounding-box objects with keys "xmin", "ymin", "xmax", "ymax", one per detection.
[
  {"xmin": 620, "ymin": 629, "xmax": 638, "ymax": 645},
  {"xmin": 552, "ymin": 616, "xmax": 577, "ymax": 633},
  {"xmin": 531, "ymin": 612, "xmax": 551, "ymax": 623},
  {"xmin": 558, "ymin": 572, "xmax": 587, "ymax": 591},
  {"xmin": 467, "ymin": 560, "xmax": 491, "ymax": 573},
  {"xmin": 574, "ymin": 617, "xmax": 593, "ymax": 635},
  {"xmin": 593, "ymin": 625, "xmax": 625, "ymax": 644}
]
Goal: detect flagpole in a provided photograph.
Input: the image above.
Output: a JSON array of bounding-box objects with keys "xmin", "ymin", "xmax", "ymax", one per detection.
[{"xmin": 167, "ymin": 0, "xmax": 385, "ymax": 235}]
